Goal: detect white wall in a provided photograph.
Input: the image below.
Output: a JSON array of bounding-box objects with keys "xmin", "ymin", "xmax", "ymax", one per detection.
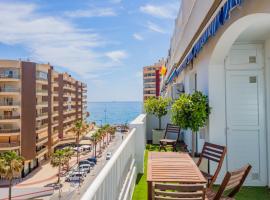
[{"xmin": 264, "ymin": 39, "xmax": 270, "ymax": 187}]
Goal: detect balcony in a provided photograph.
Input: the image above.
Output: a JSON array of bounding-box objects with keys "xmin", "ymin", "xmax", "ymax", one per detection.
[
  {"xmin": 36, "ymin": 146, "xmax": 48, "ymax": 157},
  {"xmin": 36, "ymin": 136, "xmax": 48, "ymax": 146},
  {"xmin": 0, "ymin": 128, "xmax": 20, "ymax": 135},
  {"xmin": 36, "ymin": 113, "xmax": 48, "ymax": 120},
  {"xmin": 36, "ymin": 124, "xmax": 48, "ymax": 133},
  {"xmin": 0, "ymin": 115, "xmax": 20, "ymax": 122},
  {"xmin": 0, "ymin": 87, "xmax": 20, "ymax": 95},
  {"xmin": 0, "ymin": 73, "xmax": 20, "ymax": 81},
  {"xmin": 0, "ymin": 142, "xmax": 20, "ymax": 150},
  {"xmin": 0, "ymin": 101, "xmax": 20, "ymax": 108},
  {"xmin": 36, "ymin": 102, "xmax": 47, "ymax": 108},
  {"xmin": 36, "ymin": 89, "xmax": 48, "ymax": 95}
]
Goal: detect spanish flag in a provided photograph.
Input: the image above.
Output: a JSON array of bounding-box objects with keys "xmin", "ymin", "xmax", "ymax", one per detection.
[{"xmin": 160, "ymin": 65, "xmax": 167, "ymax": 76}]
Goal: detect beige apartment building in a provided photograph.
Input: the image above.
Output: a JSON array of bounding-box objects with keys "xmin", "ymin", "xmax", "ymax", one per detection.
[
  {"xmin": 143, "ymin": 59, "xmax": 164, "ymax": 101},
  {"xmin": 0, "ymin": 60, "xmax": 87, "ymax": 177}
]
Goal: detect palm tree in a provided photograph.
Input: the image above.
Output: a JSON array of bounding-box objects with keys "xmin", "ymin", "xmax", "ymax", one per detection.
[
  {"xmin": 0, "ymin": 151, "xmax": 24, "ymax": 200},
  {"xmin": 91, "ymin": 132, "xmax": 98, "ymax": 157},
  {"xmin": 62, "ymin": 147, "xmax": 74, "ymax": 171},
  {"xmin": 73, "ymin": 120, "xmax": 83, "ymax": 164},
  {"xmin": 51, "ymin": 149, "xmax": 66, "ymax": 183}
]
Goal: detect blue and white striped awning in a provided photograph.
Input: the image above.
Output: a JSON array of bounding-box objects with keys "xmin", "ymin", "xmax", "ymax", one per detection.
[{"xmin": 166, "ymin": 0, "xmax": 242, "ymax": 85}]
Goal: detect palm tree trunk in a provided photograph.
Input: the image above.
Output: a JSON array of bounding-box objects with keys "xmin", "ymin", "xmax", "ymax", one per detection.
[
  {"xmin": 8, "ymin": 179, "xmax": 12, "ymax": 200},
  {"xmin": 58, "ymin": 165, "xmax": 61, "ymax": 183},
  {"xmin": 94, "ymin": 143, "xmax": 97, "ymax": 157}
]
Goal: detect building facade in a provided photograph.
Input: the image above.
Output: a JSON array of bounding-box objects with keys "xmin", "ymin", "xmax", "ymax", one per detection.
[
  {"xmin": 143, "ymin": 59, "xmax": 164, "ymax": 101},
  {"xmin": 161, "ymin": 0, "xmax": 270, "ymax": 187},
  {"xmin": 0, "ymin": 60, "xmax": 87, "ymax": 176}
]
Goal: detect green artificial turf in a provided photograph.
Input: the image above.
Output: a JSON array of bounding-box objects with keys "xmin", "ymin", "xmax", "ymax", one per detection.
[{"xmin": 132, "ymin": 145, "xmax": 270, "ymax": 200}]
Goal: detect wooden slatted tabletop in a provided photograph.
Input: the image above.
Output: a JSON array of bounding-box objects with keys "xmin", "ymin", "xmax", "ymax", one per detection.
[{"xmin": 147, "ymin": 152, "xmax": 207, "ymax": 199}]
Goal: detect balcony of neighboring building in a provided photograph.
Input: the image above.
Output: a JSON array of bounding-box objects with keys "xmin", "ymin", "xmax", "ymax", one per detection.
[
  {"xmin": 36, "ymin": 71, "xmax": 48, "ymax": 85},
  {"xmin": 0, "ymin": 113, "xmax": 20, "ymax": 123},
  {"xmin": 0, "ymin": 98, "xmax": 20, "ymax": 109},
  {"xmin": 0, "ymin": 69, "xmax": 20, "ymax": 82},
  {"xmin": 36, "ymin": 88, "xmax": 48, "ymax": 96},
  {"xmin": 36, "ymin": 135, "xmax": 48, "ymax": 146},
  {"xmin": 36, "ymin": 111, "xmax": 48, "ymax": 121},
  {"xmin": 0, "ymin": 141, "xmax": 20, "ymax": 151},
  {"xmin": 0, "ymin": 84, "xmax": 20, "ymax": 96},
  {"xmin": 36, "ymin": 145, "xmax": 48, "ymax": 158},
  {"xmin": 36, "ymin": 123, "xmax": 48, "ymax": 134},
  {"xmin": 0, "ymin": 125, "xmax": 20, "ymax": 136},
  {"xmin": 36, "ymin": 97, "xmax": 48, "ymax": 108}
]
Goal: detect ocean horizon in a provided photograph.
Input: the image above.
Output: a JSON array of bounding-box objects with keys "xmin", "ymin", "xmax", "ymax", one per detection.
[{"xmin": 87, "ymin": 101, "xmax": 143, "ymax": 126}]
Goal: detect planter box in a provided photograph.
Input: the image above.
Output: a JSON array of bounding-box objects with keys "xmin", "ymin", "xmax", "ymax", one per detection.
[{"xmin": 152, "ymin": 129, "xmax": 165, "ymax": 144}]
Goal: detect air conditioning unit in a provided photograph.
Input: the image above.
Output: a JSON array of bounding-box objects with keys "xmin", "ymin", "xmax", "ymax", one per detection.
[{"xmin": 172, "ymin": 83, "xmax": 185, "ymax": 100}]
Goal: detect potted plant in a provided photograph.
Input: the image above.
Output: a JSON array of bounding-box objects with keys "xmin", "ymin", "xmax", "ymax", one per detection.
[
  {"xmin": 171, "ymin": 91, "xmax": 210, "ymax": 157},
  {"xmin": 144, "ymin": 97, "xmax": 171, "ymax": 144}
]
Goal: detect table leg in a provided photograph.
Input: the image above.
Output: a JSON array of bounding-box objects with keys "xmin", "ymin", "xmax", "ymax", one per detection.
[{"xmin": 147, "ymin": 181, "xmax": 152, "ymax": 200}]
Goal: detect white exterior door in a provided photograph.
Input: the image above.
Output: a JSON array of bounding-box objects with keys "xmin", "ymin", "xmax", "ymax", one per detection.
[{"xmin": 225, "ymin": 44, "xmax": 267, "ymax": 186}]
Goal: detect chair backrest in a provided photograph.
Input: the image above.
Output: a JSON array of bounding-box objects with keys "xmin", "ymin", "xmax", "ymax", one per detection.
[
  {"xmin": 197, "ymin": 142, "xmax": 227, "ymax": 187},
  {"xmin": 213, "ymin": 164, "xmax": 252, "ymax": 200},
  {"xmin": 152, "ymin": 182, "xmax": 206, "ymax": 200},
  {"xmin": 164, "ymin": 124, "xmax": 181, "ymax": 141}
]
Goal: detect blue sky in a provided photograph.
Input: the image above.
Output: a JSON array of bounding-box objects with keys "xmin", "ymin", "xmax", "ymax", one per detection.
[{"xmin": 0, "ymin": 0, "xmax": 180, "ymax": 102}]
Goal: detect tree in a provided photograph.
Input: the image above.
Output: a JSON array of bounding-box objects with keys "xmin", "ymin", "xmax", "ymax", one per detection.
[
  {"xmin": 91, "ymin": 132, "xmax": 99, "ymax": 157},
  {"xmin": 51, "ymin": 149, "xmax": 66, "ymax": 183},
  {"xmin": 73, "ymin": 120, "xmax": 83, "ymax": 164},
  {"xmin": 144, "ymin": 97, "xmax": 171, "ymax": 130},
  {"xmin": 0, "ymin": 151, "xmax": 24, "ymax": 200},
  {"xmin": 171, "ymin": 91, "xmax": 210, "ymax": 156},
  {"xmin": 62, "ymin": 147, "xmax": 74, "ymax": 171}
]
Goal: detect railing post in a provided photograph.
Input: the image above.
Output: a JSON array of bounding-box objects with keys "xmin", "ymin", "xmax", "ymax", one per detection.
[{"xmin": 130, "ymin": 114, "xmax": 146, "ymax": 174}]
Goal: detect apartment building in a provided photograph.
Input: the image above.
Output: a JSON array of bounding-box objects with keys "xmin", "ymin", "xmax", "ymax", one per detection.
[
  {"xmin": 0, "ymin": 60, "xmax": 87, "ymax": 177},
  {"xmin": 143, "ymin": 59, "xmax": 164, "ymax": 101}
]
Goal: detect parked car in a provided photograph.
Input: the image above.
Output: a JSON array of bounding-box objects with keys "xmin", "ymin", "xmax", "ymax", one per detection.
[
  {"xmin": 75, "ymin": 164, "xmax": 91, "ymax": 173},
  {"xmin": 106, "ymin": 152, "xmax": 112, "ymax": 160},
  {"xmin": 73, "ymin": 147, "xmax": 82, "ymax": 152},
  {"xmin": 87, "ymin": 157, "xmax": 97, "ymax": 164},
  {"xmin": 68, "ymin": 170, "xmax": 87, "ymax": 177},
  {"xmin": 66, "ymin": 172, "xmax": 84, "ymax": 182},
  {"xmin": 79, "ymin": 160, "xmax": 92, "ymax": 166},
  {"xmin": 85, "ymin": 161, "xmax": 95, "ymax": 167},
  {"xmin": 80, "ymin": 145, "xmax": 91, "ymax": 152}
]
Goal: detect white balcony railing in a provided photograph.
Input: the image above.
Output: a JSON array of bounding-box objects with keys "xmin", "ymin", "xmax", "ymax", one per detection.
[{"xmin": 81, "ymin": 114, "xmax": 146, "ymax": 200}]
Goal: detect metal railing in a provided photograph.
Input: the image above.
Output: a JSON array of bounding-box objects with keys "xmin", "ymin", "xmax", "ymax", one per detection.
[
  {"xmin": 0, "ymin": 74, "xmax": 20, "ymax": 79},
  {"xmin": 0, "ymin": 88, "xmax": 20, "ymax": 92},
  {"xmin": 0, "ymin": 101, "xmax": 20, "ymax": 106},
  {"xmin": 0, "ymin": 115, "xmax": 20, "ymax": 120},
  {"xmin": 0, "ymin": 128, "xmax": 20, "ymax": 133},
  {"xmin": 0, "ymin": 142, "xmax": 20, "ymax": 148}
]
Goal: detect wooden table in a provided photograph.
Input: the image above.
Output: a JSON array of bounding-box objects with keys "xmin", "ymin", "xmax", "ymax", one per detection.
[{"xmin": 147, "ymin": 152, "xmax": 207, "ymax": 200}]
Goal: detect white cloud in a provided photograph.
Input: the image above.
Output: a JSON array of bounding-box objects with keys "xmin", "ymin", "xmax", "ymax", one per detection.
[
  {"xmin": 147, "ymin": 21, "xmax": 166, "ymax": 34},
  {"xmin": 133, "ymin": 33, "xmax": 144, "ymax": 41},
  {"xmin": 65, "ymin": 7, "xmax": 117, "ymax": 18},
  {"xmin": 105, "ymin": 50, "xmax": 127, "ymax": 62},
  {"xmin": 140, "ymin": 3, "xmax": 179, "ymax": 19},
  {"xmin": 0, "ymin": 2, "xmax": 125, "ymax": 80}
]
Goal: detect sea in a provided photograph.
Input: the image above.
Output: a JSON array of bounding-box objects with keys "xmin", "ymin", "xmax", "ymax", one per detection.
[{"xmin": 87, "ymin": 102, "xmax": 143, "ymax": 126}]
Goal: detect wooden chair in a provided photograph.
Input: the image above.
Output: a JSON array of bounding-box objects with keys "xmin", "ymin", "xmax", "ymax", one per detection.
[
  {"xmin": 206, "ymin": 164, "xmax": 252, "ymax": 200},
  {"xmin": 152, "ymin": 182, "xmax": 206, "ymax": 200},
  {"xmin": 159, "ymin": 124, "xmax": 181, "ymax": 152},
  {"xmin": 197, "ymin": 142, "xmax": 227, "ymax": 187}
]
